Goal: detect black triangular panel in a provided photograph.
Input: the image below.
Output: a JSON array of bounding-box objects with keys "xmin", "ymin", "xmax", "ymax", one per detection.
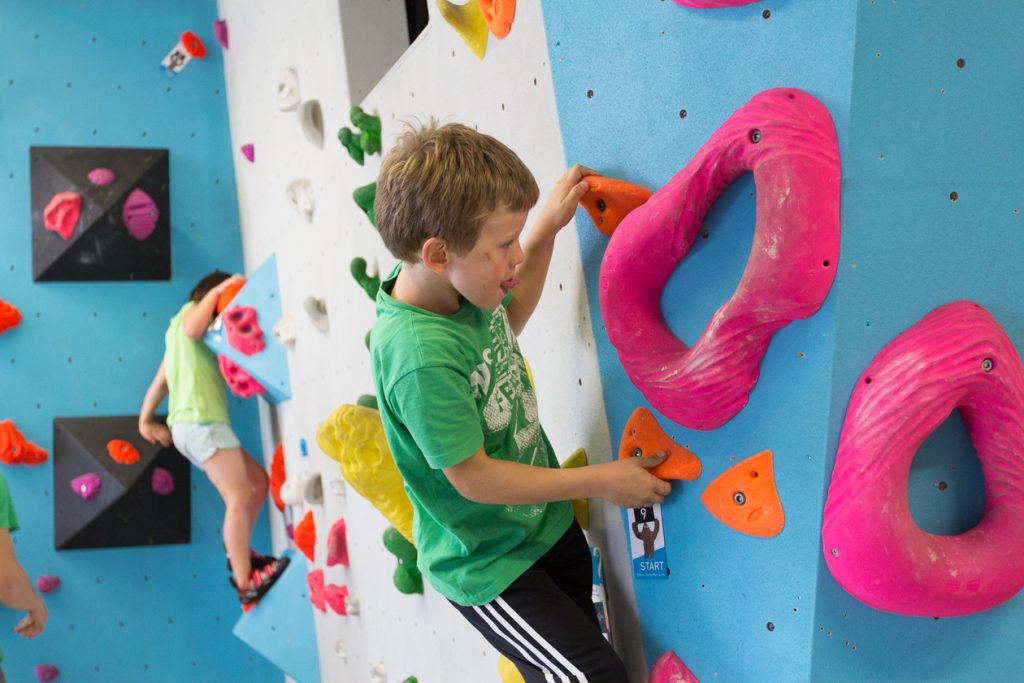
[
  {"xmin": 53, "ymin": 416, "xmax": 190, "ymax": 550},
  {"xmin": 31, "ymin": 146, "xmax": 171, "ymax": 281}
]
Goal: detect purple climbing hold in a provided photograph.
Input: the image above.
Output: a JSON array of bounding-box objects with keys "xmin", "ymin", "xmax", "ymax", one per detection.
[
  {"xmin": 121, "ymin": 188, "xmax": 159, "ymax": 241},
  {"xmin": 87, "ymin": 167, "xmax": 116, "ymax": 186},
  {"xmin": 241, "ymin": 143, "xmax": 255, "ymax": 163},
  {"xmin": 152, "ymin": 467, "xmax": 175, "ymax": 496},
  {"xmin": 35, "ymin": 575, "xmax": 61, "ymax": 593},
  {"xmin": 70, "ymin": 472, "xmax": 101, "ymax": 500},
  {"xmin": 213, "ymin": 19, "xmax": 229, "ymax": 49},
  {"xmin": 35, "ymin": 664, "xmax": 59, "ymax": 681}
]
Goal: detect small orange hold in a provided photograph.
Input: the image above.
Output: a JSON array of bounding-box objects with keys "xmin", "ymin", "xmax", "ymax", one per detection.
[
  {"xmin": 216, "ymin": 278, "xmax": 246, "ymax": 314},
  {"xmin": 0, "ymin": 420, "xmax": 48, "ymax": 466},
  {"xmin": 269, "ymin": 443, "xmax": 286, "ymax": 512},
  {"xmin": 478, "ymin": 0, "xmax": 515, "ymax": 39},
  {"xmin": 106, "ymin": 439, "xmax": 140, "ymax": 464},
  {"xmin": 295, "ymin": 510, "xmax": 316, "ymax": 562},
  {"xmin": 618, "ymin": 407, "xmax": 701, "ymax": 481},
  {"xmin": 700, "ymin": 450, "xmax": 784, "ymax": 538},
  {"xmin": 0, "ymin": 299, "xmax": 22, "ymax": 335},
  {"xmin": 579, "ymin": 176, "xmax": 653, "ymax": 237}
]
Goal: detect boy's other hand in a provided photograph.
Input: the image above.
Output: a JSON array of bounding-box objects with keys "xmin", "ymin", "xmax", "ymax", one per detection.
[
  {"xmin": 601, "ymin": 451, "xmax": 672, "ymax": 508},
  {"xmin": 216, "ymin": 273, "xmax": 246, "ymax": 294},
  {"xmin": 536, "ymin": 164, "xmax": 599, "ymax": 234},
  {"xmin": 139, "ymin": 420, "xmax": 172, "ymax": 448},
  {"xmin": 15, "ymin": 603, "xmax": 46, "ymax": 638}
]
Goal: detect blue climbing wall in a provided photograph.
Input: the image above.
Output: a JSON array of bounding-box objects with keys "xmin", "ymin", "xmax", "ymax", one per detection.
[
  {"xmin": 545, "ymin": 1, "xmax": 1024, "ymax": 681},
  {"xmin": 0, "ymin": 2, "xmax": 276, "ymax": 679},
  {"xmin": 811, "ymin": 3, "xmax": 1024, "ymax": 681}
]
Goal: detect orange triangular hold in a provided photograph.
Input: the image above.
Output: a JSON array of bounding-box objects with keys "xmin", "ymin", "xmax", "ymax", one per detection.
[
  {"xmin": 618, "ymin": 407, "xmax": 701, "ymax": 481},
  {"xmin": 106, "ymin": 439, "xmax": 140, "ymax": 464},
  {"xmin": 0, "ymin": 299, "xmax": 22, "ymax": 335},
  {"xmin": 0, "ymin": 420, "xmax": 48, "ymax": 466},
  {"xmin": 700, "ymin": 450, "xmax": 783, "ymax": 538},
  {"xmin": 295, "ymin": 509, "xmax": 316, "ymax": 562},
  {"xmin": 478, "ymin": 0, "xmax": 515, "ymax": 39},
  {"xmin": 269, "ymin": 443, "xmax": 286, "ymax": 512},
  {"xmin": 579, "ymin": 176, "xmax": 653, "ymax": 237}
]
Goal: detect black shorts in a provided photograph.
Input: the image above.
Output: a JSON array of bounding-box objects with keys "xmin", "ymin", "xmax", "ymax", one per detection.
[{"xmin": 448, "ymin": 521, "xmax": 628, "ymax": 683}]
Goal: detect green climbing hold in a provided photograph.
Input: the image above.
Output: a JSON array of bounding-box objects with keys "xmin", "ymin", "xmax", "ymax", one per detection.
[
  {"xmin": 350, "ymin": 257, "xmax": 381, "ymax": 301},
  {"xmin": 356, "ymin": 394, "xmax": 378, "ymax": 410},
  {"xmin": 350, "ymin": 105, "xmax": 382, "ymax": 155},
  {"xmin": 353, "ymin": 182, "xmax": 377, "ymax": 228},
  {"xmin": 337, "ymin": 127, "xmax": 364, "ymax": 165},
  {"xmin": 364, "ymin": 329, "xmax": 372, "ymax": 351},
  {"xmin": 383, "ymin": 526, "xmax": 423, "ymax": 595}
]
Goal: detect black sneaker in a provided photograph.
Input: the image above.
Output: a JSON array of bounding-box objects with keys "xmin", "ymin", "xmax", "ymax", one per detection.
[
  {"xmin": 234, "ymin": 556, "xmax": 290, "ymax": 611},
  {"xmin": 226, "ymin": 548, "xmax": 276, "ymax": 574}
]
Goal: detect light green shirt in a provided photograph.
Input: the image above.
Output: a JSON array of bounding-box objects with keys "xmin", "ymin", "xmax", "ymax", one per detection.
[
  {"xmin": 0, "ymin": 472, "xmax": 19, "ymax": 532},
  {"xmin": 371, "ymin": 265, "xmax": 572, "ymax": 606},
  {"xmin": 164, "ymin": 302, "xmax": 229, "ymax": 427}
]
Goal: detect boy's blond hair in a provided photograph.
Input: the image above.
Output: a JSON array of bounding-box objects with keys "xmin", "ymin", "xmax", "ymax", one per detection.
[{"xmin": 375, "ymin": 122, "xmax": 539, "ymax": 262}]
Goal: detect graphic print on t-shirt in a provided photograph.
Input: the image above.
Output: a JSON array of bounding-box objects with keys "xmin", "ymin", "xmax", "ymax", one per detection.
[{"xmin": 469, "ymin": 308, "xmax": 547, "ymax": 518}]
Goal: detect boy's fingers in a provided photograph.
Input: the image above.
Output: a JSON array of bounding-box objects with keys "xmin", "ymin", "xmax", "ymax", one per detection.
[{"xmin": 637, "ymin": 451, "xmax": 668, "ymax": 468}]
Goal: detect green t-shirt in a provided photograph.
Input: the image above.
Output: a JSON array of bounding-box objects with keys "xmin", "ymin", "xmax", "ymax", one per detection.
[
  {"xmin": 163, "ymin": 302, "xmax": 229, "ymax": 427},
  {"xmin": 0, "ymin": 472, "xmax": 19, "ymax": 532},
  {"xmin": 371, "ymin": 265, "xmax": 573, "ymax": 606}
]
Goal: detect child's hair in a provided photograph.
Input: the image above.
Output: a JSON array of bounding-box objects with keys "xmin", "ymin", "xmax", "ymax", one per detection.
[
  {"xmin": 189, "ymin": 271, "xmax": 230, "ymax": 303},
  {"xmin": 375, "ymin": 121, "xmax": 540, "ymax": 262}
]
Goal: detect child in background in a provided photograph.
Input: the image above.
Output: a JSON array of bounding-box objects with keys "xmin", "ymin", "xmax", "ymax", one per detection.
[
  {"xmin": 0, "ymin": 471, "xmax": 46, "ymax": 682},
  {"xmin": 138, "ymin": 272, "xmax": 288, "ymax": 609},
  {"xmin": 370, "ymin": 122, "xmax": 670, "ymax": 682}
]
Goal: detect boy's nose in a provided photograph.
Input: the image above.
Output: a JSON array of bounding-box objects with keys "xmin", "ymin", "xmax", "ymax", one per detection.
[{"xmin": 511, "ymin": 241, "xmax": 525, "ymax": 266}]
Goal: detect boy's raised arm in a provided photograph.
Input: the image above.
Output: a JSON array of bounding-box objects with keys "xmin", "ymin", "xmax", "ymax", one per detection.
[
  {"xmin": 443, "ymin": 445, "xmax": 669, "ymax": 508},
  {"xmin": 506, "ymin": 165, "xmax": 596, "ymax": 336}
]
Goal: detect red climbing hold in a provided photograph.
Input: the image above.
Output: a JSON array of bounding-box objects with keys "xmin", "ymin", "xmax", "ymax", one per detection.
[
  {"xmin": 269, "ymin": 443, "xmax": 286, "ymax": 511},
  {"xmin": 106, "ymin": 439, "xmax": 140, "ymax": 464},
  {"xmin": 0, "ymin": 420, "xmax": 48, "ymax": 466},
  {"xmin": 295, "ymin": 510, "xmax": 316, "ymax": 562},
  {"xmin": 0, "ymin": 299, "xmax": 22, "ymax": 335},
  {"xmin": 43, "ymin": 191, "xmax": 82, "ymax": 240}
]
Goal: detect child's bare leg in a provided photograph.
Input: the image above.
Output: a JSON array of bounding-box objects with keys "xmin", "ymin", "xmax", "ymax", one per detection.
[
  {"xmin": 204, "ymin": 447, "xmax": 255, "ymax": 588},
  {"xmin": 241, "ymin": 450, "xmax": 269, "ymax": 533}
]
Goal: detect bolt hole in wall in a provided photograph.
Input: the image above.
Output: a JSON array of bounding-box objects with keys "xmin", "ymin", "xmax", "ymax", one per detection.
[{"xmin": 339, "ymin": 0, "xmax": 429, "ymax": 101}]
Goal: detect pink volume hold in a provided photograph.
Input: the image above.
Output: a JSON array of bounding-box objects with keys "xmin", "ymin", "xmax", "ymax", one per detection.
[
  {"xmin": 599, "ymin": 88, "xmax": 840, "ymax": 430},
  {"xmin": 121, "ymin": 188, "xmax": 159, "ymax": 240}
]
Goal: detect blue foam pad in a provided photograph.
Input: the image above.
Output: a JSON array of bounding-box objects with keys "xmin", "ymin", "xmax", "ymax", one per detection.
[
  {"xmin": 233, "ymin": 551, "xmax": 321, "ymax": 683},
  {"xmin": 205, "ymin": 254, "xmax": 291, "ymax": 403}
]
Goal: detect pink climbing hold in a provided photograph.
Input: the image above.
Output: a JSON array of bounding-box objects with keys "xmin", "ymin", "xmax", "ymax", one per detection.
[
  {"xmin": 70, "ymin": 473, "xmax": 101, "ymax": 500},
  {"xmin": 34, "ymin": 665, "xmax": 59, "ymax": 682},
  {"xmin": 121, "ymin": 188, "xmax": 160, "ymax": 240},
  {"xmin": 823, "ymin": 301, "xmax": 1024, "ymax": 617},
  {"xmin": 327, "ymin": 518, "xmax": 349, "ymax": 567},
  {"xmin": 218, "ymin": 354, "xmax": 267, "ymax": 398},
  {"xmin": 325, "ymin": 583, "xmax": 349, "ymax": 615},
  {"xmin": 649, "ymin": 651, "xmax": 700, "ymax": 683},
  {"xmin": 43, "ymin": 192, "xmax": 82, "ymax": 240},
  {"xmin": 241, "ymin": 143, "xmax": 255, "ymax": 162},
  {"xmin": 35, "ymin": 575, "xmax": 61, "ymax": 594},
  {"xmin": 673, "ymin": 0, "xmax": 761, "ymax": 7},
  {"xmin": 87, "ymin": 167, "xmax": 116, "ymax": 186},
  {"xmin": 152, "ymin": 467, "xmax": 175, "ymax": 495},
  {"xmin": 213, "ymin": 19, "xmax": 229, "ymax": 49},
  {"xmin": 599, "ymin": 88, "xmax": 840, "ymax": 430},
  {"xmin": 223, "ymin": 305, "xmax": 266, "ymax": 356},
  {"xmin": 307, "ymin": 569, "xmax": 327, "ymax": 611}
]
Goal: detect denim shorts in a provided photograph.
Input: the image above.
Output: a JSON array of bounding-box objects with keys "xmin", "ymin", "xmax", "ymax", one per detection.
[{"xmin": 170, "ymin": 422, "xmax": 241, "ymax": 469}]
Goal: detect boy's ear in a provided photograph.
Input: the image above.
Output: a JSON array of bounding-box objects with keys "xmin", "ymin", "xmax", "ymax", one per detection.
[{"xmin": 421, "ymin": 237, "xmax": 449, "ymax": 274}]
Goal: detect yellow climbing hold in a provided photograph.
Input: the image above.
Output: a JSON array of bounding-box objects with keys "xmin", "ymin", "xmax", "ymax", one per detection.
[
  {"xmin": 436, "ymin": 0, "xmax": 489, "ymax": 59},
  {"xmin": 561, "ymin": 447, "xmax": 590, "ymax": 530},
  {"xmin": 498, "ymin": 655, "xmax": 526, "ymax": 683},
  {"xmin": 316, "ymin": 404, "xmax": 414, "ymax": 544}
]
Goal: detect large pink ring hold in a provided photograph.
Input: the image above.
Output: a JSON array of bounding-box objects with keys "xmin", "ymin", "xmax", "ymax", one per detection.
[
  {"xmin": 599, "ymin": 88, "xmax": 840, "ymax": 430},
  {"xmin": 822, "ymin": 301, "xmax": 1024, "ymax": 617}
]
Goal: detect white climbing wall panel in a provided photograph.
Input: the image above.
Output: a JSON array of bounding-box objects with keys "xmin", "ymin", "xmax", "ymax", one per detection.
[{"xmin": 218, "ymin": 1, "xmax": 646, "ymax": 680}]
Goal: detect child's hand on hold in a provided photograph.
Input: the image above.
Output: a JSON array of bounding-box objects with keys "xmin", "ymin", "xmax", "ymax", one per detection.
[
  {"xmin": 536, "ymin": 164, "xmax": 599, "ymax": 235},
  {"xmin": 15, "ymin": 603, "xmax": 46, "ymax": 638},
  {"xmin": 216, "ymin": 273, "xmax": 246, "ymax": 295},
  {"xmin": 600, "ymin": 451, "xmax": 672, "ymax": 508},
  {"xmin": 139, "ymin": 420, "xmax": 172, "ymax": 448}
]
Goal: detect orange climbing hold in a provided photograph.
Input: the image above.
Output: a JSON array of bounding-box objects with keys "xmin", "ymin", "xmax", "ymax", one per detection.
[
  {"xmin": 478, "ymin": 0, "xmax": 515, "ymax": 38},
  {"xmin": 701, "ymin": 450, "xmax": 784, "ymax": 538},
  {"xmin": 618, "ymin": 407, "xmax": 701, "ymax": 481},
  {"xmin": 579, "ymin": 176, "xmax": 652, "ymax": 237},
  {"xmin": 269, "ymin": 443, "xmax": 286, "ymax": 512},
  {"xmin": 295, "ymin": 510, "xmax": 316, "ymax": 562},
  {"xmin": 106, "ymin": 439, "xmax": 140, "ymax": 464},
  {"xmin": 0, "ymin": 420, "xmax": 48, "ymax": 466},
  {"xmin": 0, "ymin": 299, "xmax": 21, "ymax": 335},
  {"xmin": 216, "ymin": 278, "xmax": 246, "ymax": 314}
]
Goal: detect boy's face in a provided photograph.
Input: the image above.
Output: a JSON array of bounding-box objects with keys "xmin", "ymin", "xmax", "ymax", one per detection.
[{"xmin": 446, "ymin": 208, "xmax": 528, "ymax": 310}]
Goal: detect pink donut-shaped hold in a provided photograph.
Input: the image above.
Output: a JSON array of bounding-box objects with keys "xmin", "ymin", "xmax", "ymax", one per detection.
[
  {"xmin": 822, "ymin": 301, "xmax": 1024, "ymax": 617},
  {"xmin": 674, "ymin": 0, "xmax": 761, "ymax": 7},
  {"xmin": 599, "ymin": 88, "xmax": 840, "ymax": 430}
]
